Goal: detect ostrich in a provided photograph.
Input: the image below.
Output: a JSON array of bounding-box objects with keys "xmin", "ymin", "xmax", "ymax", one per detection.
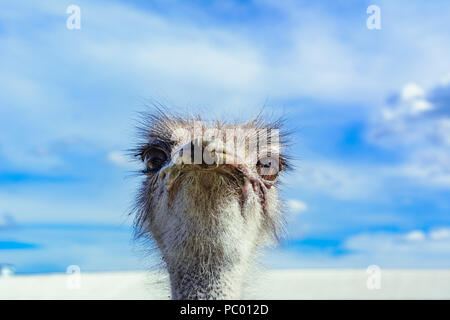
[{"xmin": 132, "ymin": 108, "xmax": 290, "ymax": 300}]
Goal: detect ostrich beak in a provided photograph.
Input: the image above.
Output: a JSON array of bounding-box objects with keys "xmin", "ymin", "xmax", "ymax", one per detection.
[{"xmin": 160, "ymin": 137, "xmax": 247, "ymax": 190}]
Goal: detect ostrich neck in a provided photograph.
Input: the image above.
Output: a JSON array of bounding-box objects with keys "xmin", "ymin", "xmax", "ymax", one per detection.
[
  {"xmin": 169, "ymin": 262, "xmax": 245, "ymax": 300},
  {"xmin": 157, "ymin": 175, "xmax": 261, "ymax": 300},
  {"xmin": 163, "ymin": 210, "xmax": 252, "ymax": 300}
]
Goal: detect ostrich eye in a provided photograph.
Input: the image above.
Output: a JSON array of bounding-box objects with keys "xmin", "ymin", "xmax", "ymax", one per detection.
[
  {"xmin": 143, "ymin": 148, "xmax": 168, "ymax": 172},
  {"xmin": 256, "ymin": 157, "xmax": 280, "ymax": 181}
]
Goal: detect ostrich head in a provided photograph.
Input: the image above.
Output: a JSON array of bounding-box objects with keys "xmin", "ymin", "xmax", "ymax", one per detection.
[{"xmin": 132, "ymin": 108, "xmax": 290, "ymax": 299}]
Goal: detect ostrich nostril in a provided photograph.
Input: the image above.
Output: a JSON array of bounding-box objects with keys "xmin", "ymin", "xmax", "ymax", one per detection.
[{"xmin": 173, "ymin": 137, "xmax": 232, "ymax": 166}]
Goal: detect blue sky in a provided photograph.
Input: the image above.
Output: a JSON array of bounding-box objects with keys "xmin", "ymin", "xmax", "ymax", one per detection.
[{"xmin": 1, "ymin": 0, "xmax": 450, "ymax": 273}]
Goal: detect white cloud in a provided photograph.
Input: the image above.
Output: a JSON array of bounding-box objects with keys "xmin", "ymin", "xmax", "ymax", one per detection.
[
  {"xmin": 379, "ymin": 83, "xmax": 433, "ymax": 121},
  {"xmin": 376, "ymin": 147, "xmax": 450, "ymax": 188},
  {"xmin": 345, "ymin": 228, "xmax": 450, "ymax": 254},
  {"xmin": 287, "ymin": 161, "xmax": 380, "ymax": 200},
  {"xmin": 404, "ymin": 230, "xmax": 426, "ymax": 242},
  {"xmin": 367, "ymin": 79, "xmax": 450, "ymax": 189},
  {"xmin": 395, "ymin": 149, "xmax": 450, "ymax": 187},
  {"xmin": 263, "ymin": 227, "xmax": 450, "ymax": 268},
  {"xmin": 286, "ymin": 199, "xmax": 308, "ymax": 214},
  {"xmin": 411, "ymin": 99, "xmax": 433, "ymax": 115},
  {"xmin": 337, "ymin": 228, "xmax": 450, "ymax": 267},
  {"xmin": 107, "ymin": 151, "xmax": 137, "ymax": 169},
  {"xmin": 0, "ymin": 188, "xmax": 135, "ymax": 224},
  {"xmin": 430, "ymin": 228, "xmax": 450, "ymax": 240},
  {"xmin": 401, "ymin": 83, "xmax": 425, "ymax": 101}
]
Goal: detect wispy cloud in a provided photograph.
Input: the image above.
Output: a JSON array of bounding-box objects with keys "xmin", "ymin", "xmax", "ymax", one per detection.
[
  {"xmin": 344, "ymin": 228, "xmax": 450, "ymax": 267},
  {"xmin": 265, "ymin": 227, "xmax": 450, "ymax": 268},
  {"xmin": 286, "ymin": 199, "xmax": 308, "ymax": 215},
  {"xmin": 367, "ymin": 79, "xmax": 450, "ymax": 188},
  {"xmin": 107, "ymin": 151, "xmax": 138, "ymax": 169},
  {"xmin": 286, "ymin": 160, "xmax": 381, "ymax": 200}
]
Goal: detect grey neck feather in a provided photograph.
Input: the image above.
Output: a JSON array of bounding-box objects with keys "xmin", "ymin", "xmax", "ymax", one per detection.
[{"xmin": 169, "ymin": 262, "xmax": 245, "ymax": 299}]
